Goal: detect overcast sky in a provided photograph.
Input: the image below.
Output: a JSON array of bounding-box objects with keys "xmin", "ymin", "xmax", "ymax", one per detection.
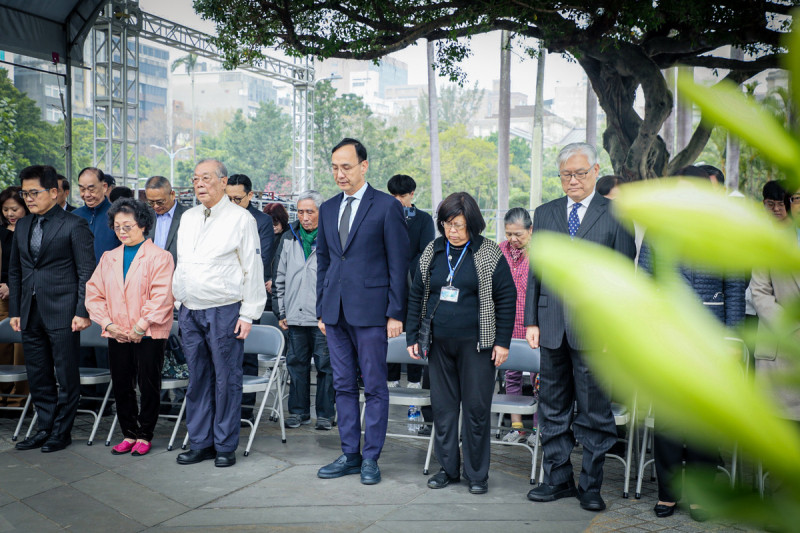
[{"xmin": 142, "ymin": 0, "xmax": 587, "ymax": 102}]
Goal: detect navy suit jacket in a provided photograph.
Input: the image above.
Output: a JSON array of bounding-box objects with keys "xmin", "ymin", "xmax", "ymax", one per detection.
[
  {"xmin": 316, "ymin": 184, "xmax": 410, "ymax": 327},
  {"xmin": 524, "ymin": 194, "xmax": 636, "ymax": 350},
  {"xmin": 247, "ymin": 203, "xmax": 274, "ymax": 283}
]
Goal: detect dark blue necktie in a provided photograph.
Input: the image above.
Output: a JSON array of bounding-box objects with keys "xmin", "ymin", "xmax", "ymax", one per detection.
[{"xmin": 568, "ymin": 202, "xmax": 582, "ymax": 238}]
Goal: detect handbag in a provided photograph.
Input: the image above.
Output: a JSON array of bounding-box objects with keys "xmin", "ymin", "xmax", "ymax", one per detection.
[{"xmin": 161, "ymin": 333, "xmax": 189, "ymax": 380}]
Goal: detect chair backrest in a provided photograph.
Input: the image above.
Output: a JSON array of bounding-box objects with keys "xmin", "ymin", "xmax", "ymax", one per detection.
[
  {"xmin": 243, "ymin": 324, "xmax": 285, "ymax": 358},
  {"xmin": 0, "ymin": 318, "xmax": 21, "ymax": 344},
  {"xmin": 80, "ymin": 322, "xmax": 108, "ymax": 349},
  {"xmin": 386, "ymin": 333, "xmax": 428, "ymax": 367},
  {"xmin": 498, "ymin": 339, "xmax": 540, "ymax": 374},
  {"xmin": 260, "ymin": 312, "xmax": 280, "ymax": 328}
]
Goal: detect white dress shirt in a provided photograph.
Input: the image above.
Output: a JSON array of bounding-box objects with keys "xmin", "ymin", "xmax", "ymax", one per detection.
[
  {"xmin": 337, "ymin": 181, "xmax": 368, "ymax": 229},
  {"xmin": 567, "ymin": 189, "xmax": 595, "ymax": 224},
  {"xmin": 172, "ymin": 197, "xmax": 266, "ymax": 322}
]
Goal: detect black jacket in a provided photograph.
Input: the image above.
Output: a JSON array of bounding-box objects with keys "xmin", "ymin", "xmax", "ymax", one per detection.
[{"xmin": 405, "ymin": 206, "xmax": 435, "ymax": 279}]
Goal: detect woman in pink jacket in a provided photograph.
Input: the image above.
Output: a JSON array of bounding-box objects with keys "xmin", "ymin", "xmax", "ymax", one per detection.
[{"xmin": 86, "ymin": 198, "xmax": 175, "ymax": 456}]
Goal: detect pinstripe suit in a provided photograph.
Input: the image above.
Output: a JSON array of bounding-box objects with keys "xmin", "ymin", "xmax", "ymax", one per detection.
[
  {"xmin": 9, "ymin": 206, "xmax": 95, "ymax": 438},
  {"xmin": 524, "ymin": 194, "xmax": 635, "ymax": 493}
]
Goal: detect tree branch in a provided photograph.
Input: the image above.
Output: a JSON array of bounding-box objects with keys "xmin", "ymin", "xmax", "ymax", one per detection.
[{"xmin": 677, "ymin": 53, "xmax": 784, "ymax": 71}]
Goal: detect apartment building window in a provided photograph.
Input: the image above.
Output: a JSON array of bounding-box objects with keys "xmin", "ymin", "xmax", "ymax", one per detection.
[{"xmin": 44, "ymin": 84, "xmax": 61, "ymax": 98}]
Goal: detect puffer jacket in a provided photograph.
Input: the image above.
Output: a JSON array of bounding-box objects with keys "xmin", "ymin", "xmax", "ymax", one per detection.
[
  {"xmin": 274, "ymin": 221, "xmax": 319, "ymax": 327},
  {"xmin": 638, "ymin": 241, "xmax": 746, "ymax": 327}
]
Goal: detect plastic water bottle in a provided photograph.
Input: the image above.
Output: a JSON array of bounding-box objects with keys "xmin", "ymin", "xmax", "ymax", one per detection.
[{"xmin": 407, "ymin": 405, "xmax": 422, "ymax": 432}]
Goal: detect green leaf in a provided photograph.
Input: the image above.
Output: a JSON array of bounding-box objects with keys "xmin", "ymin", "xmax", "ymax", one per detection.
[
  {"xmin": 613, "ymin": 179, "xmax": 800, "ymax": 273},
  {"xmin": 529, "ymin": 232, "xmax": 800, "ymax": 488},
  {"xmin": 677, "ymin": 72, "xmax": 800, "ymax": 186}
]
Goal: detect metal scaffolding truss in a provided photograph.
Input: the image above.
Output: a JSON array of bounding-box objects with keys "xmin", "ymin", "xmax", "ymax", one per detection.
[{"xmin": 91, "ymin": 0, "xmax": 315, "ymax": 191}]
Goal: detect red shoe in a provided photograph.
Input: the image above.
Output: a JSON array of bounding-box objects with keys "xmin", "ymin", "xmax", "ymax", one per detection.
[
  {"xmin": 131, "ymin": 441, "xmax": 151, "ymax": 456},
  {"xmin": 111, "ymin": 440, "xmax": 136, "ymax": 455}
]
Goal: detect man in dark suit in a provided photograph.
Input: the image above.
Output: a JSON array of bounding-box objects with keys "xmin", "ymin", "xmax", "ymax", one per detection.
[
  {"xmin": 144, "ymin": 175, "xmax": 187, "ymax": 266},
  {"xmin": 9, "ymin": 165, "xmax": 95, "ymax": 452},
  {"xmin": 525, "ymin": 142, "xmax": 636, "ymax": 511},
  {"xmin": 226, "ymin": 173, "xmax": 274, "ymax": 420},
  {"xmin": 316, "ymin": 138, "xmax": 410, "ymax": 485},
  {"xmin": 56, "ymin": 176, "xmax": 76, "ymax": 211}
]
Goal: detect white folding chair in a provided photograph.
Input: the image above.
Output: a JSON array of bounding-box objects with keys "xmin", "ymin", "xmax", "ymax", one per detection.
[
  {"xmin": 360, "ymin": 334, "xmax": 435, "ymax": 475},
  {"xmin": 606, "ymin": 397, "xmax": 637, "ymax": 498},
  {"xmin": 181, "ymin": 324, "xmax": 286, "ymax": 456},
  {"xmin": 490, "ymin": 339, "xmax": 541, "ymax": 484},
  {"xmin": 0, "ymin": 319, "xmax": 31, "ymax": 441}
]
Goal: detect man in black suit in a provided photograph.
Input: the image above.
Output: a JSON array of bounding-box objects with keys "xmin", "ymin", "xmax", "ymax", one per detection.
[
  {"xmin": 226, "ymin": 173, "xmax": 274, "ymax": 420},
  {"xmin": 10, "ymin": 165, "xmax": 95, "ymax": 452},
  {"xmin": 56, "ymin": 176, "xmax": 76, "ymax": 211},
  {"xmin": 144, "ymin": 175, "xmax": 187, "ymax": 266},
  {"xmin": 525, "ymin": 143, "xmax": 636, "ymax": 511}
]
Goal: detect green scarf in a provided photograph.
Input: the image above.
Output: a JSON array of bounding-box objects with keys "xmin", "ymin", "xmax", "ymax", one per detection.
[{"xmin": 299, "ymin": 226, "xmax": 318, "ymax": 259}]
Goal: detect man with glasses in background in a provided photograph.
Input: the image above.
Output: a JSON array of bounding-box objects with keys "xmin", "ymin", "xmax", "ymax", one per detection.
[
  {"xmin": 145, "ymin": 175, "xmax": 186, "ymax": 266},
  {"xmin": 225, "ymin": 173, "xmax": 273, "ymax": 422},
  {"xmin": 10, "ymin": 165, "xmax": 95, "ymax": 452},
  {"xmin": 525, "ymin": 142, "xmax": 636, "ymax": 511},
  {"xmin": 173, "ymin": 159, "xmax": 266, "ymax": 468}
]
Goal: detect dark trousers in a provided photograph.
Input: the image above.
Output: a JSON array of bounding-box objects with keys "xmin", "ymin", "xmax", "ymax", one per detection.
[
  {"xmin": 429, "ymin": 336, "xmax": 495, "ymax": 482},
  {"xmin": 108, "ymin": 337, "xmax": 165, "ymax": 441},
  {"xmin": 180, "ymin": 303, "xmax": 243, "ymax": 453},
  {"xmin": 287, "ymin": 325, "xmax": 335, "ymax": 420},
  {"xmin": 653, "ymin": 427, "xmax": 717, "ymax": 502},
  {"xmin": 21, "ymin": 298, "xmax": 81, "ymax": 438},
  {"xmin": 326, "ymin": 319, "xmax": 388, "ymax": 461},
  {"xmin": 539, "ymin": 335, "xmax": 616, "ymax": 492},
  {"xmin": 387, "ymin": 362, "xmax": 422, "ymax": 383},
  {"xmin": 420, "ymin": 366, "xmax": 432, "ymax": 422}
]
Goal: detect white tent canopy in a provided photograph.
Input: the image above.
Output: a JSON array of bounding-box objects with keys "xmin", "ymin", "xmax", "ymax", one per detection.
[{"xmin": 0, "ymin": 1, "xmax": 105, "ymax": 65}]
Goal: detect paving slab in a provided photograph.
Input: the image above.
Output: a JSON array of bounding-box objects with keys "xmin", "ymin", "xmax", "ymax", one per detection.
[
  {"xmin": 22, "ymin": 484, "xmax": 145, "ymax": 532},
  {"xmin": 72, "ymin": 471, "xmax": 191, "ymax": 527},
  {"xmin": 159, "ymin": 505, "xmax": 398, "ymax": 527},
  {"xmin": 0, "ymin": 451, "xmax": 64, "ymax": 500},
  {"xmin": 0, "ymin": 501, "xmax": 63, "ymax": 532},
  {"xmin": 15, "ymin": 446, "xmax": 107, "ymax": 484},
  {"xmin": 364, "ymin": 521, "xmax": 589, "ymax": 533}
]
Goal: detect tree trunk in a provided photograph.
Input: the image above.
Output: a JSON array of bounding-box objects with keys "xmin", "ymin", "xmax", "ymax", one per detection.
[
  {"xmin": 725, "ymin": 47, "xmax": 744, "ymax": 191},
  {"xmin": 497, "ymin": 30, "xmax": 511, "ymax": 220},
  {"xmin": 661, "ymin": 68, "xmax": 676, "ymax": 156},
  {"xmin": 191, "ymin": 73, "xmax": 196, "ymax": 165},
  {"xmin": 676, "ymin": 66, "xmax": 694, "ymax": 153},
  {"xmin": 427, "ymin": 40, "xmax": 442, "ymax": 212},
  {"xmin": 530, "ymin": 46, "xmax": 545, "ymax": 209},
  {"xmin": 586, "ymin": 79, "xmax": 597, "ymax": 147}
]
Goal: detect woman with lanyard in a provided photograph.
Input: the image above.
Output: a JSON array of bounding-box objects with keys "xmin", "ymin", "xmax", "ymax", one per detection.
[{"xmin": 406, "ymin": 192, "xmax": 516, "ymax": 494}]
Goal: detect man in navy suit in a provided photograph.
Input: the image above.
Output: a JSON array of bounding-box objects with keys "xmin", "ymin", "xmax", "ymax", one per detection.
[
  {"xmin": 316, "ymin": 138, "xmax": 410, "ymax": 485},
  {"xmin": 525, "ymin": 143, "xmax": 636, "ymax": 511}
]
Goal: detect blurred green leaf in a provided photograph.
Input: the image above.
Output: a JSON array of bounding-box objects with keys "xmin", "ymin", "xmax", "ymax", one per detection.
[
  {"xmin": 530, "ymin": 232, "xmax": 800, "ymax": 488},
  {"xmin": 614, "ymin": 179, "xmax": 800, "ymax": 273},
  {"xmin": 677, "ymin": 72, "xmax": 800, "ymax": 188}
]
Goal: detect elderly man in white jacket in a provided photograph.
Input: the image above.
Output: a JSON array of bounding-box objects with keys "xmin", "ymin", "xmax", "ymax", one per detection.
[
  {"xmin": 275, "ymin": 190, "xmax": 336, "ymax": 430},
  {"xmin": 173, "ymin": 159, "xmax": 266, "ymax": 468}
]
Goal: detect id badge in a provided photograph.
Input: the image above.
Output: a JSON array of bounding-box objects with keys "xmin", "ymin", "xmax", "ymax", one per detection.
[{"xmin": 440, "ymin": 285, "xmax": 459, "ymax": 303}]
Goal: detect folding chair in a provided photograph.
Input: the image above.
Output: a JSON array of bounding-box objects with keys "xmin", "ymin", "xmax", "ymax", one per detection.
[
  {"xmin": 361, "ymin": 334, "xmax": 435, "ymax": 475},
  {"xmin": 0, "ymin": 319, "xmax": 31, "ymax": 441},
  {"xmin": 182, "ymin": 324, "xmax": 286, "ymax": 456},
  {"xmin": 105, "ymin": 323, "xmax": 189, "ymax": 451},
  {"xmin": 606, "ymin": 398, "xmax": 637, "ymax": 498},
  {"xmin": 489, "ymin": 339, "xmax": 541, "ymax": 484}
]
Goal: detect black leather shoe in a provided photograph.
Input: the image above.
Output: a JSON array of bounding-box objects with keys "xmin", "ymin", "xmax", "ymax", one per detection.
[
  {"xmin": 215, "ymin": 451, "xmax": 236, "ymax": 467},
  {"xmin": 15, "ymin": 430, "xmax": 50, "ymax": 451},
  {"xmin": 654, "ymin": 502, "xmax": 677, "ymax": 518},
  {"xmin": 317, "ymin": 454, "xmax": 362, "ymax": 479},
  {"xmin": 577, "ymin": 489, "xmax": 606, "ymax": 511},
  {"xmin": 176, "ymin": 446, "xmax": 216, "ymax": 465},
  {"xmin": 469, "ymin": 479, "xmax": 488, "ymax": 494},
  {"xmin": 41, "ymin": 435, "xmax": 72, "ymax": 453},
  {"xmin": 527, "ymin": 481, "xmax": 578, "ymax": 502},
  {"xmin": 360, "ymin": 459, "xmax": 381, "ymax": 485},
  {"xmin": 427, "ymin": 469, "xmax": 460, "ymax": 489}
]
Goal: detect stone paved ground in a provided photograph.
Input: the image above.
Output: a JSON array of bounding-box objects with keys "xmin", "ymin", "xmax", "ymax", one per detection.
[{"xmin": 0, "ymin": 399, "xmax": 766, "ymax": 532}]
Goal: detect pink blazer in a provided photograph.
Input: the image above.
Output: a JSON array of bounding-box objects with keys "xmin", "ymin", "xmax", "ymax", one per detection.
[{"xmin": 85, "ymin": 239, "xmax": 175, "ymax": 339}]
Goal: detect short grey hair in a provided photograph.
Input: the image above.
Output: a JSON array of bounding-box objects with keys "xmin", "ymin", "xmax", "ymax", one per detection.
[
  {"xmin": 296, "ymin": 190, "xmax": 324, "ymax": 209},
  {"xmin": 557, "ymin": 142, "xmax": 597, "ymax": 169},
  {"xmin": 196, "ymin": 159, "xmax": 228, "ymax": 179},
  {"xmin": 503, "ymin": 207, "xmax": 532, "ymax": 230}
]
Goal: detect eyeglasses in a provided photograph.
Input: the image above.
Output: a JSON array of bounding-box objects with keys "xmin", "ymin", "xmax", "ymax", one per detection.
[
  {"xmin": 558, "ymin": 169, "xmax": 593, "ymax": 182},
  {"xmin": 78, "ymin": 184, "xmax": 99, "ymax": 194},
  {"xmin": 113, "ymin": 224, "xmax": 137, "ymax": 234},
  {"xmin": 763, "ymin": 200, "xmax": 786, "ymax": 210},
  {"xmin": 443, "ymin": 221, "xmax": 466, "ymax": 231},
  {"xmin": 18, "ymin": 189, "xmax": 50, "ymax": 199},
  {"xmin": 790, "ymin": 195, "xmax": 800, "ymax": 205},
  {"xmin": 146, "ymin": 199, "xmax": 168, "ymax": 207},
  {"xmin": 228, "ymin": 196, "xmax": 247, "ymax": 204},
  {"xmin": 191, "ymin": 175, "xmax": 217, "ymax": 184},
  {"xmin": 332, "ymin": 164, "xmax": 358, "ymax": 174}
]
